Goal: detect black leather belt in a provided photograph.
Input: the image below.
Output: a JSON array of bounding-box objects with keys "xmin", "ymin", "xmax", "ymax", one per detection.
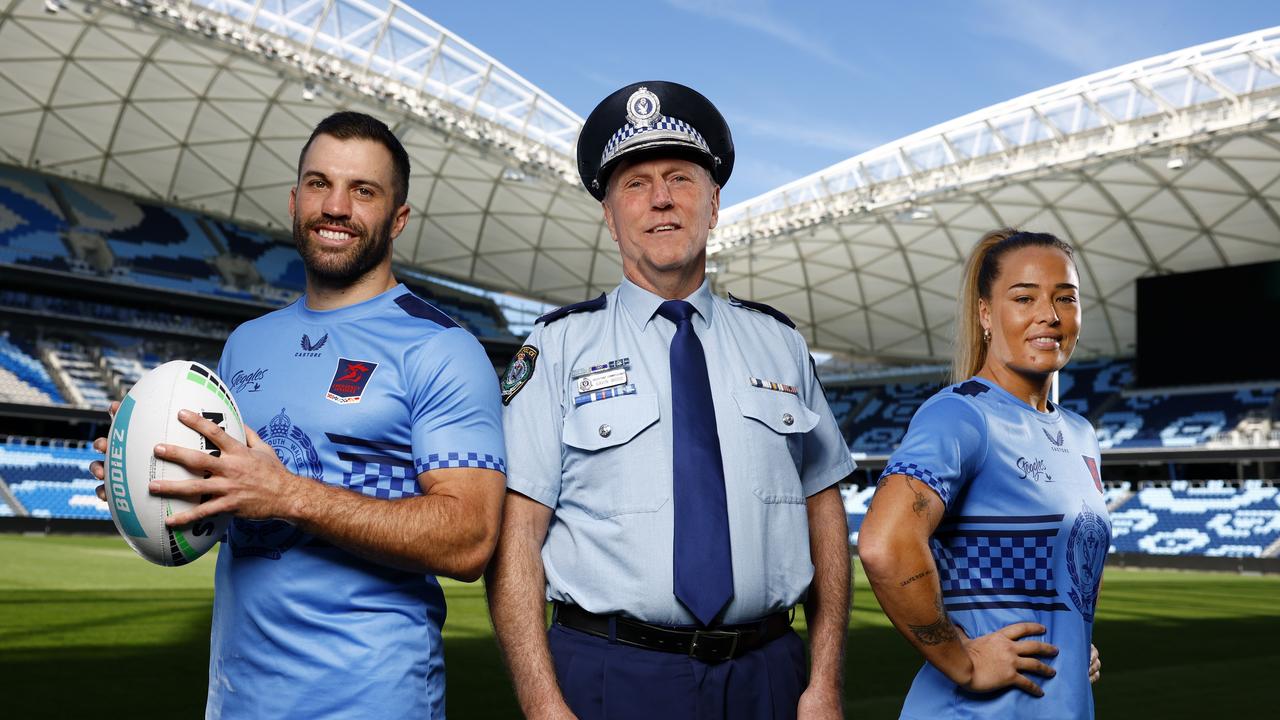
[{"xmin": 553, "ymin": 602, "xmax": 792, "ymax": 664}]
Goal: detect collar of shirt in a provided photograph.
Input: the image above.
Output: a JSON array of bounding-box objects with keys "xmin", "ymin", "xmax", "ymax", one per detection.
[{"xmin": 617, "ymin": 276, "xmax": 716, "ymax": 332}]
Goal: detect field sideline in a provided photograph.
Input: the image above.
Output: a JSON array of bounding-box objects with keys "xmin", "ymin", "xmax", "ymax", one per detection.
[{"xmin": 1, "ymin": 534, "xmax": 1275, "ymax": 718}]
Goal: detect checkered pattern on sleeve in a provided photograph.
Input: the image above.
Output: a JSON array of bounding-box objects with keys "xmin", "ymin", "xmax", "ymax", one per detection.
[
  {"xmin": 415, "ymin": 452, "xmax": 507, "ymax": 474},
  {"xmin": 343, "ymin": 461, "xmax": 421, "ymax": 500},
  {"xmin": 931, "ymin": 534, "xmax": 1056, "ymax": 595},
  {"xmin": 880, "ymin": 461, "xmax": 950, "ymax": 506}
]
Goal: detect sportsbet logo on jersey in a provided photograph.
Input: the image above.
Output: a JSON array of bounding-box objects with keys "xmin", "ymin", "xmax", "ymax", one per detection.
[{"xmin": 327, "ymin": 358, "xmax": 379, "ymax": 404}]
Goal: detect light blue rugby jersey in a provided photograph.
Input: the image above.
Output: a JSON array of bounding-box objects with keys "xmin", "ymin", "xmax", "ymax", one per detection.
[
  {"xmin": 206, "ymin": 284, "xmax": 505, "ymax": 720},
  {"xmin": 883, "ymin": 377, "xmax": 1110, "ymax": 720}
]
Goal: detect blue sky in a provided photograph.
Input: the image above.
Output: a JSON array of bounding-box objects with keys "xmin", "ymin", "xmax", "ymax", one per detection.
[{"xmin": 417, "ymin": 1, "xmax": 1277, "ymax": 206}]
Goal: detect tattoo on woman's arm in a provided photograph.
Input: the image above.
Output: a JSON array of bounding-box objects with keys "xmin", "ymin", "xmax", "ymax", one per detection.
[
  {"xmin": 904, "ymin": 477, "xmax": 931, "ymax": 518},
  {"xmin": 907, "ymin": 592, "xmax": 958, "ymax": 646},
  {"xmin": 899, "ymin": 569, "xmax": 934, "ymax": 587}
]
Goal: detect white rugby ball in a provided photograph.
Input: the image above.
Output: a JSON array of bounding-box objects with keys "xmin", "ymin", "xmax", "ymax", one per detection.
[{"xmin": 104, "ymin": 360, "xmax": 246, "ymax": 566}]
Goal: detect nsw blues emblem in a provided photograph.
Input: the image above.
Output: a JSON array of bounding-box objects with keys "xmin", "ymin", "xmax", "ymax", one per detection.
[
  {"xmin": 326, "ymin": 358, "xmax": 378, "ymax": 404},
  {"xmin": 230, "ymin": 408, "xmax": 323, "ymax": 559},
  {"xmin": 1067, "ymin": 502, "xmax": 1110, "ymax": 622}
]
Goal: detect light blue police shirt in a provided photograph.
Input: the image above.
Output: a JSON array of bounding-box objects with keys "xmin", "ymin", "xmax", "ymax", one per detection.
[
  {"xmin": 502, "ymin": 277, "xmax": 855, "ymax": 625},
  {"xmin": 208, "ymin": 283, "xmax": 505, "ymax": 720},
  {"xmin": 884, "ymin": 377, "xmax": 1110, "ymax": 720}
]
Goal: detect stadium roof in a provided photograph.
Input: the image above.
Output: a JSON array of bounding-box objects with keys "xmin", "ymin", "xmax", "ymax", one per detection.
[
  {"xmin": 710, "ymin": 27, "xmax": 1280, "ymax": 361},
  {"xmin": 0, "ymin": 0, "xmax": 618, "ymax": 300},
  {"xmin": 2, "ymin": 4, "xmax": 1278, "ymax": 361}
]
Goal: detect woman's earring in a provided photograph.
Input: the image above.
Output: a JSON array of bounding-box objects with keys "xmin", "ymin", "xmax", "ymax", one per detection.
[{"xmin": 983, "ymin": 328, "xmax": 991, "ymax": 343}]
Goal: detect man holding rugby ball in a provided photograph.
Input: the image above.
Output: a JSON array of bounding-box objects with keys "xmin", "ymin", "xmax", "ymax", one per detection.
[{"xmin": 90, "ymin": 112, "xmax": 505, "ymax": 719}]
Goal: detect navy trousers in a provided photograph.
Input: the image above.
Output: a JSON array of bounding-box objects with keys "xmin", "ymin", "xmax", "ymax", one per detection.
[{"xmin": 548, "ymin": 624, "xmax": 808, "ymax": 720}]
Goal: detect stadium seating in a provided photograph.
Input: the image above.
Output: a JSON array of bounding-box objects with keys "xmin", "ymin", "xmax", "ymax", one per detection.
[
  {"xmin": 1096, "ymin": 388, "xmax": 1278, "ymax": 448},
  {"xmin": 1057, "ymin": 358, "xmax": 1132, "ymax": 419},
  {"xmin": 0, "ymin": 334, "xmax": 64, "ymax": 404},
  {"xmin": 0, "ymin": 289, "xmax": 235, "ymax": 337},
  {"xmin": 0, "ymin": 165, "xmax": 70, "ymax": 270},
  {"xmin": 844, "ymin": 382, "xmax": 940, "ymax": 454},
  {"xmin": 47, "ymin": 343, "xmax": 111, "ymax": 409},
  {"xmin": 0, "ymin": 441, "xmax": 107, "ymax": 520},
  {"xmin": 844, "ymin": 479, "xmax": 1280, "ymax": 559},
  {"xmin": 1108, "ymin": 480, "xmax": 1280, "ymax": 557}
]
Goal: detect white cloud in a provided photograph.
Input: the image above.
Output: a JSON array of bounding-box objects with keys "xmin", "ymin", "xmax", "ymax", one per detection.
[
  {"xmin": 665, "ymin": 0, "xmax": 862, "ymax": 76},
  {"xmin": 970, "ymin": 0, "xmax": 1141, "ymax": 73}
]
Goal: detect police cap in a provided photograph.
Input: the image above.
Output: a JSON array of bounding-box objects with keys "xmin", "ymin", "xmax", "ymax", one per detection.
[{"xmin": 576, "ymin": 81, "xmax": 734, "ymax": 201}]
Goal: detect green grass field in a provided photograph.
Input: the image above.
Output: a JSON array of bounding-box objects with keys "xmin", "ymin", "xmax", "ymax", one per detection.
[{"xmin": 1, "ymin": 534, "xmax": 1276, "ymax": 718}]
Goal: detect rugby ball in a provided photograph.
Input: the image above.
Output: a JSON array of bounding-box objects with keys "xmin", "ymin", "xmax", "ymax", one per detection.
[{"xmin": 104, "ymin": 360, "xmax": 246, "ymax": 566}]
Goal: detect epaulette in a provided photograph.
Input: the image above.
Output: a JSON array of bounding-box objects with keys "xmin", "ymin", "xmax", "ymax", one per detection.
[
  {"xmin": 727, "ymin": 292, "xmax": 795, "ymax": 329},
  {"xmin": 536, "ymin": 293, "xmax": 607, "ymax": 325}
]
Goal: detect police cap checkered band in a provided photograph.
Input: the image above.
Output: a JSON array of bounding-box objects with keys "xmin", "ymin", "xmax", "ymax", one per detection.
[{"xmin": 600, "ymin": 115, "xmax": 713, "ymax": 170}]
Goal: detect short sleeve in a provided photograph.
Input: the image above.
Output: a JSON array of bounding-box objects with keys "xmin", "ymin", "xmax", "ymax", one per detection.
[
  {"xmin": 799, "ymin": 350, "xmax": 857, "ymax": 497},
  {"xmin": 408, "ymin": 328, "xmax": 507, "ymax": 476},
  {"xmin": 500, "ymin": 325, "xmax": 563, "ymax": 508},
  {"xmin": 880, "ymin": 395, "xmax": 987, "ymax": 508}
]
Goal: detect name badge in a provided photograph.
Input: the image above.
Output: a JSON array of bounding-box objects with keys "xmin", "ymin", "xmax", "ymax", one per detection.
[{"xmin": 576, "ymin": 368, "xmax": 628, "ymax": 394}]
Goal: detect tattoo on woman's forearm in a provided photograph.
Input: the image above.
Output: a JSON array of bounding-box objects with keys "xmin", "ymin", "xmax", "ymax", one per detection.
[
  {"xmin": 908, "ymin": 592, "xmax": 957, "ymax": 646},
  {"xmin": 899, "ymin": 569, "xmax": 934, "ymax": 587}
]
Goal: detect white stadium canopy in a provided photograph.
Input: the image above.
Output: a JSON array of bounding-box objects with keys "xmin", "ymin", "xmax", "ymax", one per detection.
[
  {"xmin": 710, "ymin": 27, "xmax": 1280, "ymax": 361},
  {"xmin": 1, "ymin": 2, "xmax": 1278, "ymax": 363},
  {"xmin": 0, "ymin": 0, "xmax": 617, "ymax": 300}
]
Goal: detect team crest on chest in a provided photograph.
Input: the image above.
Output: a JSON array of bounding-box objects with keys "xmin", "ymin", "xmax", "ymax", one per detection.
[
  {"xmin": 1066, "ymin": 502, "xmax": 1109, "ymax": 622},
  {"xmin": 501, "ymin": 345, "xmax": 539, "ymax": 406},
  {"xmin": 326, "ymin": 358, "xmax": 378, "ymax": 404},
  {"xmin": 231, "ymin": 408, "xmax": 322, "ymax": 559}
]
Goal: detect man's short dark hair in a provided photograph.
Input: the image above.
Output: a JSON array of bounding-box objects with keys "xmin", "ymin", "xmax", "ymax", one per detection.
[{"xmin": 298, "ymin": 112, "xmax": 411, "ymax": 206}]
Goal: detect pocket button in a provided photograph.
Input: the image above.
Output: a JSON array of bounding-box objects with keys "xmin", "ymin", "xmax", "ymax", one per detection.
[
  {"xmin": 782, "ymin": 413, "xmax": 794, "ymax": 426},
  {"xmin": 599, "ymin": 424, "xmax": 612, "ymax": 438}
]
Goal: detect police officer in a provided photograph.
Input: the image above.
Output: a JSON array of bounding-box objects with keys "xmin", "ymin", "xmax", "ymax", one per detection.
[{"xmin": 486, "ymin": 81, "xmax": 854, "ymax": 720}]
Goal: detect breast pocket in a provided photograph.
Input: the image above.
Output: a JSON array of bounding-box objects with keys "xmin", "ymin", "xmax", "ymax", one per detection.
[
  {"xmin": 562, "ymin": 393, "xmax": 667, "ymax": 518},
  {"xmin": 732, "ymin": 388, "xmax": 819, "ymax": 504}
]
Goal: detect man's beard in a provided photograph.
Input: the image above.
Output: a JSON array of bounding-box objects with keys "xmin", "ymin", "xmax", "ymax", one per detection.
[{"xmin": 292, "ymin": 213, "xmax": 394, "ymax": 287}]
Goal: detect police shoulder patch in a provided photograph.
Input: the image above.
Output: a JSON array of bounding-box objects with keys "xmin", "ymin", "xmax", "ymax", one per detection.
[
  {"xmin": 727, "ymin": 293, "xmax": 795, "ymax": 329},
  {"xmin": 501, "ymin": 345, "xmax": 539, "ymax": 406},
  {"xmin": 537, "ymin": 294, "xmax": 607, "ymax": 325}
]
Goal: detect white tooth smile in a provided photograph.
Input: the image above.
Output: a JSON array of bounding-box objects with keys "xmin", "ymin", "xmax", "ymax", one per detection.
[
  {"xmin": 318, "ymin": 228, "xmax": 351, "ymax": 241},
  {"xmin": 653, "ymin": 225, "xmax": 676, "ymax": 232}
]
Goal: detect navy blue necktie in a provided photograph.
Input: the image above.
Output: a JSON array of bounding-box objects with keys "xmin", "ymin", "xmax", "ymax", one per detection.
[{"xmin": 656, "ymin": 300, "xmax": 733, "ymax": 626}]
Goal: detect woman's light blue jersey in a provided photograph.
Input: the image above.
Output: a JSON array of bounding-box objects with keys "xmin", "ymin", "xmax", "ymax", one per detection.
[
  {"xmin": 206, "ymin": 284, "xmax": 505, "ymax": 719},
  {"xmin": 882, "ymin": 377, "xmax": 1110, "ymax": 720}
]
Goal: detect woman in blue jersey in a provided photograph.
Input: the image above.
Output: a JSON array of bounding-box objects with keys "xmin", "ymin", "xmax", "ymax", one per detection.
[{"xmin": 859, "ymin": 229, "xmax": 1108, "ymax": 719}]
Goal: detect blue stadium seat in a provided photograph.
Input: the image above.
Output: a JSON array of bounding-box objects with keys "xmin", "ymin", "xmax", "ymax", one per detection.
[
  {"xmin": 0, "ymin": 442, "xmax": 107, "ymax": 520},
  {"xmin": 1109, "ymin": 480, "xmax": 1280, "ymax": 557},
  {"xmin": 0, "ymin": 334, "xmax": 64, "ymax": 404}
]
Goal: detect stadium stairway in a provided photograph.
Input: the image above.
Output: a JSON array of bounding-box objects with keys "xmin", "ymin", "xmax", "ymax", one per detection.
[{"xmin": 0, "ymin": 475, "xmax": 26, "ymax": 516}]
